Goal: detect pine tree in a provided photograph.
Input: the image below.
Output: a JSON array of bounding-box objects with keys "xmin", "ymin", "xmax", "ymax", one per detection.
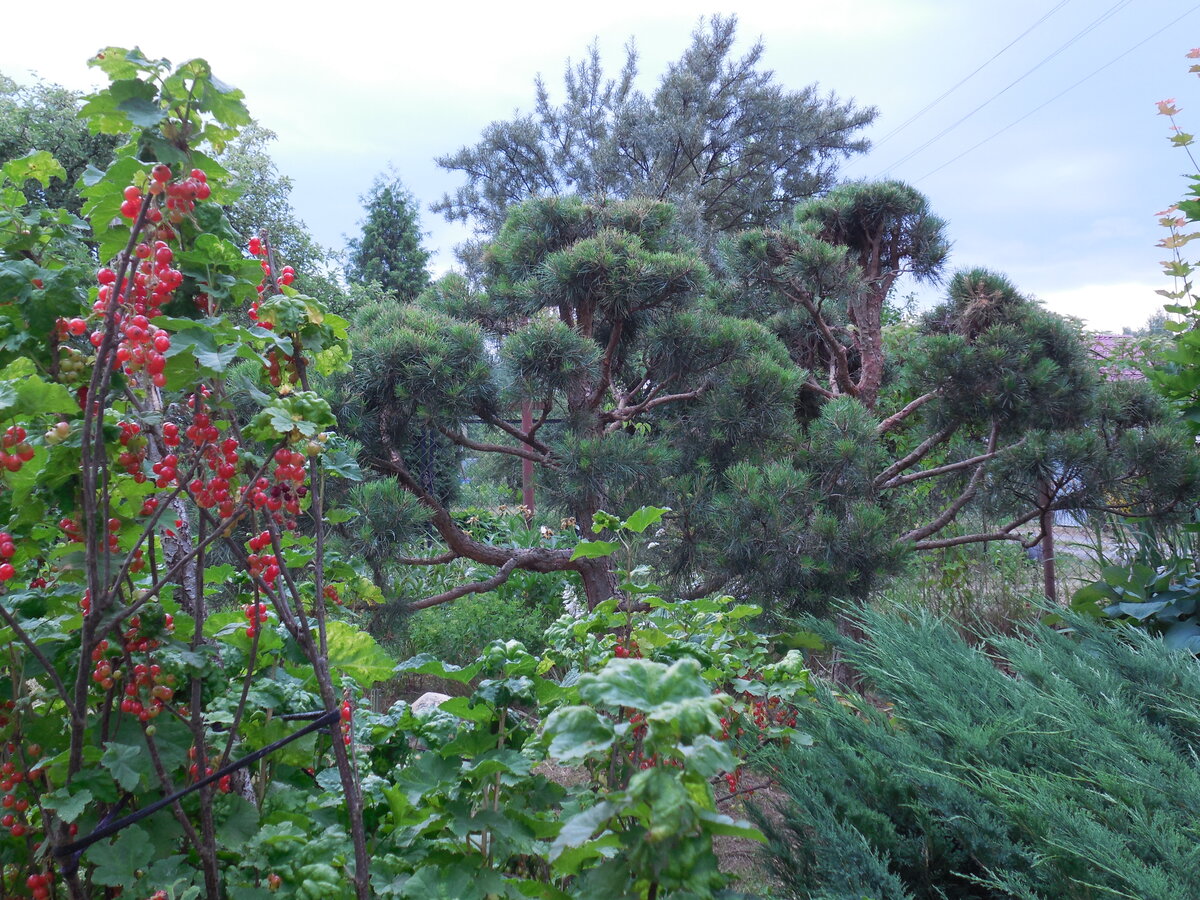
[
  {"xmin": 434, "ymin": 15, "xmax": 875, "ymax": 256},
  {"xmin": 335, "ymin": 195, "xmax": 800, "ymax": 608},
  {"xmin": 345, "ymin": 171, "xmax": 431, "ymax": 300}
]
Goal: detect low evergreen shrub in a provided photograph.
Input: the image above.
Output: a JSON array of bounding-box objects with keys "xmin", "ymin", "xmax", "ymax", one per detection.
[{"xmin": 754, "ymin": 607, "xmax": 1200, "ymax": 899}]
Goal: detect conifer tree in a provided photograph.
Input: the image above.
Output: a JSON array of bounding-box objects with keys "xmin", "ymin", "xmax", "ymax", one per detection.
[
  {"xmin": 434, "ymin": 15, "xmax": 875, "ymax": 255},
  {"xmin": 676, "ymin": 184, "xmax": 1198, "ymax": 613},
  {"xmin": 336, "ymin": 195, "xmax": 800, "ymax": 608},
  {"xmin": 346, "ymin": 171, "xmax": 431, "ymax": 300}
]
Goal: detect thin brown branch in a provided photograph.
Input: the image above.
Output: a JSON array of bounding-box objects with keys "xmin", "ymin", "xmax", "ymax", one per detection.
[
  {"xmin": 406, "ymin": 558, "xmax": 522, "ymax": 611},
  {"xmin": 801, "ymin": 378, "xmax": 837, "ymax": 400},
  {"xmin": 881, "ymin": 438, "xmax": 1022, "ymax": 491},
  {"xmin": 874, "ymin": 426, "xmax": 955, "ymax": 488},
  {"xmin": 784, "ymin": 287, "xmax": 857, "ymax": 396},
  {"xmin": 435, "ymin": 423, "xmax": 550, "ymax": 463},
  {"xmin": 876, "ymin": 390, "xmax": 940, "ymax": 435},
  {"xmin": 0, "ymin": 604, "xmax": 75, "ymax": 718},
  {"xmin": 475, "ymin": 410, "xmax": 552, "ymax": 454},
  {"xmin": 601, "ymin": 384, "xmax": 708, "ymax": 432},
  {"xmin": 588, "ymin": 318, "xmax": 624, "ymax": 407},
  {"xmin": 901, "ymin": 422, "xmax": 999, "ymax": 544},
  {"xmin": 526, "ymin": 399, "xmax": 553, "ymax": 440},
  {"xmin": 910, "ymin": 509, "xmax": 1043, "ymax": 551}
]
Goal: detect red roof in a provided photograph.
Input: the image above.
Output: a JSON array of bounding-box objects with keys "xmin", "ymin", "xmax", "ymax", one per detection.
[{"xmin": 1089, "ymin": 333, "xmax": 1148, "ymax": 381}]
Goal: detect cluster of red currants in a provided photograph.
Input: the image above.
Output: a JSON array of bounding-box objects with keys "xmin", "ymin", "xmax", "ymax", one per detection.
[
  {"xmin": 242, "ymin": 599, "xmax": 270, "ymax": 639},
  {"xmin": 245, "ymin": 531, "xmax": 281, "ymax": 574},
  {"xmin": 0, "ymin": 426, "xmax": 34, "ymax": 473},
  {"xmin": 246, "ymin": 446, "xmax": 309, "ymax": 530},
  {"xmin": 116, "ymin": 420, "xmax": 148, "ymax": 480},
  {"xmin": 0, "ymin": 747, "xmax": 45, "ymax": 840},
  {"xmin": 120, "ymin": 658, "xmax": 176, "ymax": 723},
  {"xmin": 24, "ymin": 871, "xmax": 55, "ymax": 899},
  {"xmin": 0, "ymin": 532, "xmax": 15, "ymax": 583},
  {"xmin": 119, "ymin": 164, "xmax": 209, "ymax": 222},
  {"xmin": 340, "ymin": 699, "xmax": 353, "ymax": 746}
]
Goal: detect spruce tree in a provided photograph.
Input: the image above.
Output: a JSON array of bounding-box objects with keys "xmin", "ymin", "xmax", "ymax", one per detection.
[{"xmin": 346, "ymin": 171, "xmax": 431, "ymax": 300}]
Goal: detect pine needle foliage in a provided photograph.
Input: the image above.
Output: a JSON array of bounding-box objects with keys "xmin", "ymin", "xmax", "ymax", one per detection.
[{"xmin": 756, "ymin": 608, "xmax": 1200, "ymax": 899}]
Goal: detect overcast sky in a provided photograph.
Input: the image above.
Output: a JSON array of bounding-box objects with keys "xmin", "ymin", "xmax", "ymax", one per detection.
[{"xmin": 4, "ymin": 0, "xmax": 1199, "ymax": 331}]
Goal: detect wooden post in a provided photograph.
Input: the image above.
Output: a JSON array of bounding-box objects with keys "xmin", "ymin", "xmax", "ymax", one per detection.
[
  {"xmin": 1039, "ymin": 477, "xmax": 1057, "ymax": 603},
  {"xmin": 521, "ymin": 401, "xmax": 535, "ymax": 518}
]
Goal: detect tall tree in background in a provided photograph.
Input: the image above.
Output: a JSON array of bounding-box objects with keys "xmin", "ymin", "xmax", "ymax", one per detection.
[
  {"xmin": 0, "ymin": 74, "xmax": 120, "ymax": 213},
  {"xmin": 346, "ymin": 170, "xmax": 431, "ymax": 300},
  {"xmin": 434, "ymin": 15, "xmax": 876, "ymax": 258}
]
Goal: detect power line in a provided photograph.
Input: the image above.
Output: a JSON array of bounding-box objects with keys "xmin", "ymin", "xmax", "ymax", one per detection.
[
  {"xmin": 915, "ymin": 1, "xmax": 1200, "ymax": 182},
  {"xmin": 875, "ymin": 0, "xmax": 1136, "ymax": 177},
  {"xmin": 872, "ymin": 0, "xmax": 1073, "ymax": 150}
]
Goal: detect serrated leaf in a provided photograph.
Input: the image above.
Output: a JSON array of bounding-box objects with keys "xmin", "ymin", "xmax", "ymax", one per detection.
[
  {"xmin": 323, "ymin": 620, "xmax": 394, "ymax": 687},
  {"xmin": 41, "ymin": 787, "xmax": 92, "ymax": 823},
  {"xmin": 542, "ymin": 706, "xmax": 615, "ymax": 762},
  {"xmin": 570, "ymin": 540, "xmax": 619, "ymax": 560},
  {"xmin": 3, "ymin": 150, "xmax": 66, "ymax": 188},
  {"xmin": 86, "ymin": 824, "xmax": 154, "ymax": 887},
  {"xmin": 395, "ymin": 654, "xmax": 482, "ymax": 683},
  {"xmin": 100, "ymin": 741, "xmax": 151, "ymax": 791},
  {"xmin": 549, "ymin": 801, "xmax": 616, "ymax": 863},
  {"xmin": 577, "ymin": 657, "xmax": 710, "ymax": 711},
  {"xmin": 623, "ymin": 506, "xmax": 669, "ymax": 533}
]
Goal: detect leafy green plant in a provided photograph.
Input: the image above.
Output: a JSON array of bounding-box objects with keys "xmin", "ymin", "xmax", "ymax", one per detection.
[
  {"xmin": 1071, "ymin": 559, "xmax": 1200, "ymax": 650},
  {"xmin": 354, "ymin": 507, "xmax": 812, "ymax": 898},
  {"xmin": 0, "ymin": 49, "xmax": 390, "ymax": 899}
]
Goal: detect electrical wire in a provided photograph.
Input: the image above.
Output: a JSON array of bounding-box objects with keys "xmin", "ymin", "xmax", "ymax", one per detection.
[
  {"xmin": 876, "ymin": 0, "xmax": 1137, "ymax": 177},
  {"xmin": 915, "ymin": 1, "xmax": 1200, "ymax": 182},
  {"xmin": 872, "ymin": 0, "xmax": 1073, "ymax": 150}
]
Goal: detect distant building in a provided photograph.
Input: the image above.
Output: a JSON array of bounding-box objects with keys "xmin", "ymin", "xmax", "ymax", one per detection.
[{"xmin": 1089, "ymin": 333, "xmax": 1149, "ymax": 382}]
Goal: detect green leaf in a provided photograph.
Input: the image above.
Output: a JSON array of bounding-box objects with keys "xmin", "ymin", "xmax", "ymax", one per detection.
[
  {"xmin": 550, "ymin": 833, "xmax": 622, "ymax": 877},
  {"xmin": 3, "ymin": 150, "xmax": 66, "ymax": 188},
  {"xmin": 696, "ymin": 809, "xmax": 765, "ymax": 841},
  {"xmin": 570, "ymin": 540, "xmax": 619, "ymax": 560},
  {"xmin": 549, "ymin": 801, "xmax": 617, "ymax": 863},
  {"xmin": 677, "ymin": 734, "xmax": 739, "ymax": 777},
  {"xmin": 542, "ymin": 706, "xmax": 615, "ymax": 762},
  {"xmin": 462, "ymin": 749, "xmax": 532, "ymax": 779},
  {"xmin": 323, "ymin": 620, "xmax": 394, "ymax": 687},
  {"xmin": 577, "ymin": 657, "xmax": 710, "ymax": 712},
  {"xmin": 86, "ymin": 824, "xmax": 154, "ymax": 887},
  {"xmin": 623, "ymin": 506, "xmax": 669, "ymax": 534},
  {"xmin": 101, "ymin": 741, "xmax": 151, "ymax": 791},
  {"xmin": 395, "ymin": 654, "xmax": 482, "ymax": 684},
  {"xmin": 41, "ymin": 787, "xmax": 92, "ymax": 823}
]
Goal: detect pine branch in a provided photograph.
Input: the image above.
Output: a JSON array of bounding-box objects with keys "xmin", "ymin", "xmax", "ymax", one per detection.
[
  {"xmin": 876, "ymin": 390, "xmax": 940, "ymax": 435},
  {"xmin": 910, "ymin": 509, "xmax": 1042, "ymax": 550},
  {"xmin": 874, "ymin": 426, "xmax": 956, "ymax": 488},
  {"xmin": 435, "ymin": 424, "xmax": 550, "ymax": 464},
  {"xmin": 880, "ymin": 437, "xmax": 1023, "ymax": 491},
  {"xmin": 406, "ymin": 558, "xmax": 521, "ymax": 611},
  {"xmin": 901, "ymin": 421, "xmax": 998, "ymax": 544},
  {"xmin": 784, "ymin": 285, "xmax": 857, "ymax": 397}
]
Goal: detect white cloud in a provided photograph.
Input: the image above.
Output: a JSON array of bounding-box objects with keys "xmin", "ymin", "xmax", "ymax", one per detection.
[{"xmin": 1036, "ymin": 281, "xmax": 1168, "ymax": 332}]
